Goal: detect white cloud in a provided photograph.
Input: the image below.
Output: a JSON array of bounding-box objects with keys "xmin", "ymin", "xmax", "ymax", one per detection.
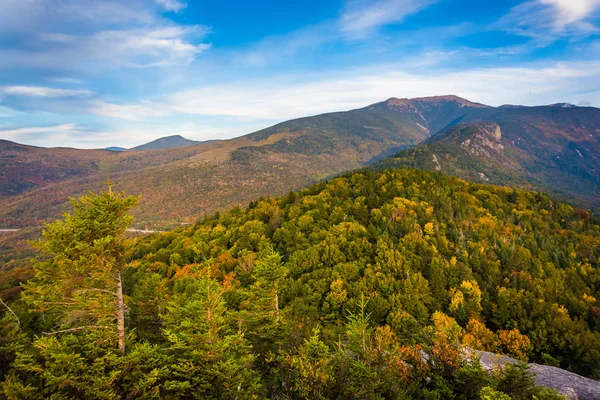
[
  {"xmin": 541, "ymin": 0, "xmax": 600, "ymax": 27},
  {"xmin": 2, "ymin": 86, "xmax": 93, "ymax": 98},
  {"xmin": 156, "ymin": 0, "xmax": 187, "ymax": 12},
  {"xmin": 89, "ymin": 101, "xmax": 172, "ymax": 120},
  {"xmin": 48, "ymin": 77, "xmax": 86, "ymax": 85},
  {"xmin": 497, "ymin": 0, "xmax": 600, "ymax": 40},
  {"xmin": 0, "ymin": 0, "xmax": 209, "ymax": 72},
  {"xmin": 0, "ymin": 0, "xmax": 155, "ymax": 33},
  {"xmin": 0, "ymin": 26, "xmax": 210, "ymax": 71},
  {"xmin": 340, "ymin": 0, "xmax": 440, "ymax": 38},
  {"xmin": 0, "ymin": 123, "xmax": 76, "ymax": 136},
  {"xmin": 152, "ymin": 60, "xmax": 600, "ymax": 121},
  {"xmin": 89, "ymin": 26, "xmax": 210, "ymax": 68},
  {"xmin": 0, "ymin": 106, "xmax": 18, "ymax": 118}
]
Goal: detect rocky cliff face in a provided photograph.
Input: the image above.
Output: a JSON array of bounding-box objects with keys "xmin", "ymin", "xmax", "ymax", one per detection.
[{"xmin": 460, "ymin": 122, "xmax": 505, "ymax": 157}]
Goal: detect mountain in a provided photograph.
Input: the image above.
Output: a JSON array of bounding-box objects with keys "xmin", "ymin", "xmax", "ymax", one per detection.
[
  {"xmin": 129, "ymin": 135, "xmax": 202, "ymax": 151},
  {"xmin": 104, "ymin": 146, "xmax": 127, "ymax": 152},
  {"xmin": 0, "ymin": 139, "xmax": 110, "ymax": 197},
  {"xmin": 1, "ymin": 95, "xmax": 599, "ymax": 238},
  {"xmin": 375, "ymin": 105, "xmax": 600, "ymax": 208},
  {"xmin": 0, "ymin": 98, "xmax": 441, "ymax": 231}
]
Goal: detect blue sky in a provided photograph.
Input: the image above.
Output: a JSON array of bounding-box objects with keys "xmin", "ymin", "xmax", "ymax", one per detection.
[{"xmin": 0, "ymin": 0, "xmax": 599, "ymax": 148}]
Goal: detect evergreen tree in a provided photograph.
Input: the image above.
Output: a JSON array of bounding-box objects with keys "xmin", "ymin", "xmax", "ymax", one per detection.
[
  {"xmin": 252, "ymin": 246, "xmax": 288, "ymax": 323},
  {"xmin": 237, "ymin": 246, "xmax": 289, "ymax": 359},
  {"xmin": 161, "ymin": 272, "xmax": 262, "ymax": 399},
  {"xmin": 21, "ymin": 182, "xmax": 138, "ymax": 354}
]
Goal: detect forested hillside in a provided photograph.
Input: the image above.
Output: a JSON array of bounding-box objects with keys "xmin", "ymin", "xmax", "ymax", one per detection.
[
  {"xmin": 1, "ymin": 168, "xmax": 598, "ymax": 398},
  {"xmin": 376, "ymin": 114, "xmax": 600, "ymax": 208}
]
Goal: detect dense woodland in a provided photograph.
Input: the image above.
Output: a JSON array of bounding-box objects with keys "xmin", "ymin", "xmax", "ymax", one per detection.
[{"xmin": 1, "ymin": 167, "xmax": 599, "ymax": 399}]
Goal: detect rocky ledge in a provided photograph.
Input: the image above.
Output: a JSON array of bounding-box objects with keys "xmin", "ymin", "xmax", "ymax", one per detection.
[{"xmin": 469, "ymin": 349, "xmax": 600, "ymax": 400}]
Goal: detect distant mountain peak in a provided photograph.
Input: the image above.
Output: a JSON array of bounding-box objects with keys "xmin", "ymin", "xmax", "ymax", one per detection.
[
  {"xmin": 104, "ymin": 146, "xmax": 127, "ymax": 152},
  {"xmin": 130, "ymin": 135, "xmax": 201, "ymax": 151},
  {"xmin": 383, "ymin": 95, "xmax": 490, "ymax": 109}
]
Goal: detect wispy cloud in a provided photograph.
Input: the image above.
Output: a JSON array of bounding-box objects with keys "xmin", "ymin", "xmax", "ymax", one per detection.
[
  {"xmin": 340, "ymin": 0, "xmax": 440, "ymax": 38},
  {"xmin": 156, "ymin": 0, "xmax": 187, "ymax": 13},
  {"xmin": 0, "ymin": 123, "xmax": 80, "ymax": 137},
  {"xmin": 88, "ymin": 26, "xmax": 210, "ymax": 68},
  {"xmin": 0, "ymin": 0, "xmax": 155, "ymax": 33},
  {"xmin": 232, "ymin": 0, "xmax": 445, "ymax": 69},
  {"xmin": 47, "ymin": 77, "xmax": 87, "ymax": 85},
  {"xmin": 0, "ymin": 1, "xmax": 210, "ymax": 72},
  {"xmin": 89, "ymin": 101, "xmax": 171, "ymax": 120},
  {"xmin": 2, "ymin": 86, "xmax": 93, "ymax": 98},
  {"xmin": 542, "ymin": 0, "xmax": 600, "ymax": 28},
  {"xmin": 154, "ymin": 60, "xmax": 600, "ymax": 120},
  {"xmin": 0, "ymin": 123, "xmax": 98, "ymax": 148},
  {"xmin": 497, "ymin": 0, "xmax": 600, "ymax": 41},
  {"xmin": 1, "ymin": 26, "xmax": 211, "ymax": 71}
]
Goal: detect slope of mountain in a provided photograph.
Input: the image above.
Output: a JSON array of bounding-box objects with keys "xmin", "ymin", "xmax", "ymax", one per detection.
[
  {"xmin": 127, "ymin": 167, "xmax": 600, "ymax": 380},
  {"xmin": 0, "ymin": 140, "xmax": 108, "ymax": 197},
  {"xmin": 375, "ymin": 109, "xmax": 600, "ymax": 208},
  {"xmin": 1, "ymin": 96, "xmax": 599, "ymax": 237},
  {"xmin": 129, "ymin": 135, "xmax": 201, "ymax": 151},
  {"xmin": 0, "ymin": 139, "xmax": 210, "ymax": 199},
  {"xmin": 0, "ymin": 99, "xmax": 443, "ymax": 230}
]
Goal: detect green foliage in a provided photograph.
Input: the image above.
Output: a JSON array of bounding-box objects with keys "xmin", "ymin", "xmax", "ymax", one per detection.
[
  {"xmin": 21, "ymin": 185, "xmax": 138, "ymax": 347},
  {"xmin": 161, "ymin": 274, "xmax": 262, "ymax": 399},
  {"xmin": 2, "ymin": 167, "xmax": 599, "ymax": 397},
  {"xmin": 480, "ymin": 387, "xmax": 511, "ymax": 400}
]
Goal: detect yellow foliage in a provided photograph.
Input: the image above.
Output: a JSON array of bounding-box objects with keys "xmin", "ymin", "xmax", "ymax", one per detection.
[
  {"xmin": 450, "ymin": 290, "xmax": 465, "ymax": 311},
  {"xmin": 461, "ymin": 319, "xmax": 498, "ymax": 352},
  {"xmin": 497, "ymin": 329, "xmax": 531, "ymax": 361},
  {"xmin": 424, "ymin": 222, "xmax": 435, "ymax": 236},
  {"xmin": 326, "ymin": 278, "xmax": 347, "ymax": 308},
  {"xmin": 450, "ymin": 280, "xmax": 483, "ymax": 319},
  {"xmin": 583, "ymin": 293, "xmax": 597, "ymax": 304},
  {"xmin": 430, "ymin": 312, "xmax": 462, "ymax": 342}
]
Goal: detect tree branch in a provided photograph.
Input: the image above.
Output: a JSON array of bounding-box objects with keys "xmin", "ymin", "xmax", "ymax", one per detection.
[
  {"xmin": 0, "ymin": 297, "xmax": 20, "ymax": 328},
  {"xmin": 42, "ymin": 325, "xmax": 113, "ymax": 335},
  {"xmin": 74, "ymin": 288, "xmax": 118, "ymax": 297}
]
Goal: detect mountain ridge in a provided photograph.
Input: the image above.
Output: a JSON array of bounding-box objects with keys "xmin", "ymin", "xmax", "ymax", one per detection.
[{"xmin": 1, "ymin": 96, "xmax": 599, "ymax": 231}]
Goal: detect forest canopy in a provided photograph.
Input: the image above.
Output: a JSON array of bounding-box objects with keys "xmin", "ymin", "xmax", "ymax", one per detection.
[{"xmin": 1, "ymin": 167, "xmax": 599, "ymax": 399}]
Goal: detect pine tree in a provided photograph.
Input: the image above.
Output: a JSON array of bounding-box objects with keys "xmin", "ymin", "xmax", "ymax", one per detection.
[{"xmin": 21, "ymin": 182, "xmax": 138, "ymax": 354}]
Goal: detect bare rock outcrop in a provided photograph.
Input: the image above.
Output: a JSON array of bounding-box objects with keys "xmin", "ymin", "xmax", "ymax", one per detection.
[
  {"xmin": 460, "ymin": 123, "xmax": 504, "ymax": 157},
  {"xmin": 468, "ymin": 349, "xmax": 600, "ymax": 400}
]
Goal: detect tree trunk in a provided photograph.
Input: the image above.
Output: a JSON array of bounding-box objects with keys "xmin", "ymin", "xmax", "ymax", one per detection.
[
  {"xmin": 116, "ymin": 270, "xmax": 126, "ymax": 354},
  {"xmin": 275, "ymin": 290, "xmax": 279, "ymax": 322}
]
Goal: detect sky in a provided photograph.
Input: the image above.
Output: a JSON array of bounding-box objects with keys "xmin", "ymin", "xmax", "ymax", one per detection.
[{"xmin": 0, "ymin": 0, "xmax": 599, "ymax": 148}]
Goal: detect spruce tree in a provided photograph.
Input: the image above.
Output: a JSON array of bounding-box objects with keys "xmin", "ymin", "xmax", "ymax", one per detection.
[
  {"xmin": 161, "ymin": 272, "xmax": 262, "ymax": 399},
  {"xmin": 237, "ymin": 246, "xmax": 289, "ymax": 360},
  {"xmin": 21, "ymin": 182, "xmax": 138, "ymax": 354}
]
